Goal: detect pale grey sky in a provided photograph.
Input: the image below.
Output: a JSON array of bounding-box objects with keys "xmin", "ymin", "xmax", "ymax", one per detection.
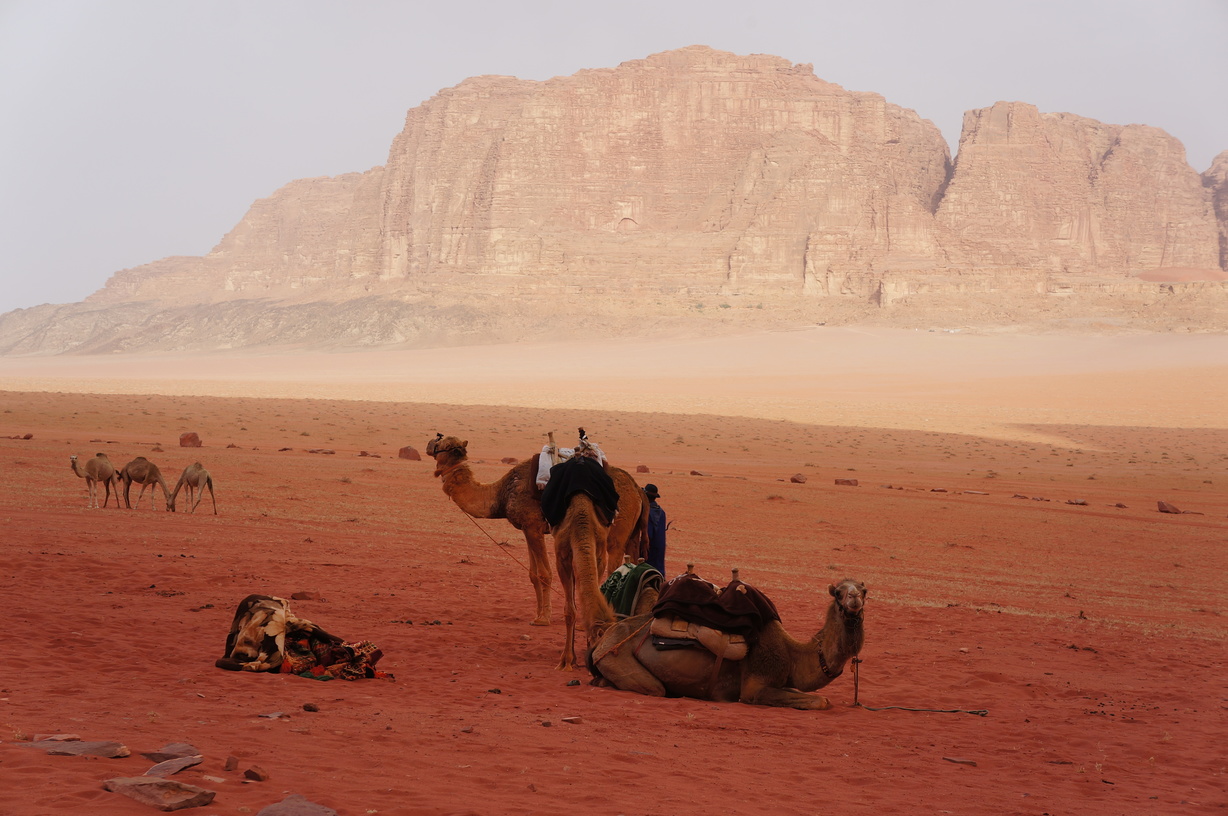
[{"xmin": 2, "ymin": 0, "xmax": 1225, "ymax": 315}]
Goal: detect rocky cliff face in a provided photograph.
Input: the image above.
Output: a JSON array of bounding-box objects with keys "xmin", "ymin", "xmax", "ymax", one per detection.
[{"xmin": 2, "ymin": 47, "xmax": 1225, "ymax": 354}]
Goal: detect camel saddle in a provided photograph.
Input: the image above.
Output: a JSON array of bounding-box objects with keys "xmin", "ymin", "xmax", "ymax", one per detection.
[
  {"xmin": 649, "ymin": 615, "xmax": 748, "ymax": 661},
  {"xmin": 651, "ymin": 572, "xmax": 781, "ymax": 640}
]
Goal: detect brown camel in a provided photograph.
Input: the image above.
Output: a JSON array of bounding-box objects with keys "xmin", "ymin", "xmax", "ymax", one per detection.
[
  {"xmin": 427, "ymin": 436, "xmax": 555, "ymax": 626},
  {"xmin": 547, "ymin": 469, "xmax": 619, "ymax": 670},
  {"xmin": 119, "ymin": 456, "xmax": 172, "ymax": 511},
  {"xmin": 589, "ymin": 578, "xmax": 867, "ymax": 709},
  {"xmin": 69, "ymin": 453, "xmax": 120, "ymax": 509},
  {"xmin": 170, "ymin": 462, "xmax": 217, "ymax": 514},
  {"xmin": 426, "ymin": 434, "xmax": 650, "ymax": 627}
]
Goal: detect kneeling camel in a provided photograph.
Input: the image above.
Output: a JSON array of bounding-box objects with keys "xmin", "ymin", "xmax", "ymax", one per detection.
[{"xmin": 590, "ymin": 578, "xmax": 866, "ymax": 709}]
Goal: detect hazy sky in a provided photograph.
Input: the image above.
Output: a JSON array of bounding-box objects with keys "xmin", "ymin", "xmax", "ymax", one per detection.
[{"xmin": 2, "ymin": 0, "xmax": 1225, "ymax": 315}]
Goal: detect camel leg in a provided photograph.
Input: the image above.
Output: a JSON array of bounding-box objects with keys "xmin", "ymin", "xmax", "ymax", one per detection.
[
  {"xmin": 522, "ymin": 528, "xmax": 552, "ymax": 626},
  {"xmin": 556, "ymin": 547, "xmax": 577, "ymax": 671},
  {"xmin": 740, "ymin": 675, "xmax": 832, "ymax": 710},
  {"xmin": 593, "ymin": 627, "xmax": 668, "ymax": 697},
  {"xmin": 86, "ymin": 478, "xmax": 97, "ymax": 509},
  {"xmin": 206, "ymin": 482, "xmax": 216, "ymax": 514},
  {"xmin": 134, "ymin": 483, "xmax": 150, "ymax": 510}
]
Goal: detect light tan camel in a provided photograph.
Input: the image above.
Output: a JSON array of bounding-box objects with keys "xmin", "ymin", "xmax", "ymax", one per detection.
[
  {"xmin": 426, "ymin": 434, "xmax": 649, "ymax": 627},
  {"xmin": 590, "ymin": 578, "xmax": 867, "ymax": 709},
  {"xmin": 170, "ymin": 462, "xmax": 217, "ymax": 514},
  {"xmin": 550, "ymin": 484, "xmax": 618, "ymax": 671},
  {"xmin": 119, "ymin": 456, "xmax": 172, "ymax": 511},
  {"xmin": 70, "ymin": 453, "xmax": 120, "ymax": 509}
]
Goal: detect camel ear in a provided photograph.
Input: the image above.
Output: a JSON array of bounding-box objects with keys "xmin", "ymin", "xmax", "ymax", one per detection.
[
  {"xmin": 828, "ymin": 584, "xmax": 837, "ymax": 597},
  {"xmin": 461, "ymin": 439, "xmax": 468, "ymax": 449},
  {"xmin": 860, "ymin": 583, "xmax": 868, "ymax": 596}
]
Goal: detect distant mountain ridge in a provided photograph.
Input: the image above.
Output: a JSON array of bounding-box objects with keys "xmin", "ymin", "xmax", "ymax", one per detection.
[{"xmin": 4, "ymin": 46, "xmax": 1226, "ymax": 354}]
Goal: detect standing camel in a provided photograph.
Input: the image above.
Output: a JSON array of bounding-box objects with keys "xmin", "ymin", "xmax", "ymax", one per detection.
[
  {"xmin": 119, "ymin": 456, "xmax": 172, "ymax": 510},
  {"xmin": 590, "ymin": 578, "xmax": 867, "ymax": 709},
  {"xmin": 170, "ymin": 462, "xmax": 217, "ymax": 514},
  {"xmin": 426, "ymin": 434, "xmax": 650, "ymax": 627},
  {"xmin": 541, "ymin": 453, "xmax": 619, "ymax": 671},
  {"xmin": 427, "ymin": 436, "xmax": 555, "ymax": 626},
  {"xmin": 69, "ymin": 453, "xmax": 120, "ymax": 509}
]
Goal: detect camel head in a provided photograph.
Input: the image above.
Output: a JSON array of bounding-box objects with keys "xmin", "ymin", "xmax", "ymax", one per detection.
[
  {"xmin": 427, "ymin": 435, "xmax": 468, "ymax": 475},
  {"xmin": 829, "ymin": 579, "xmax": 867, "ymax": 617}
]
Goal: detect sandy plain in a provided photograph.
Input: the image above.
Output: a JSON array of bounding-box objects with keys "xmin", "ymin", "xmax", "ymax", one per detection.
[{"xmin": 0, "ymin": 326, "xmax": 1225, "ymax": 815}]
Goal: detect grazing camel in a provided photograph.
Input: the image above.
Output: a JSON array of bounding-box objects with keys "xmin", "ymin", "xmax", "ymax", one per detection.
[
  {"xmin": 543, "ymin": 454, "xmax": 619, "ymax": 670},
  {"xmin": 426, "ymin": 434, "xmax": 649, "ymax": 626},
  {"xmin": 170, "ymin": 462, "xmax": 217, "ymax": 514},
  {"xmin": 590, "ymin": 578, "xmax": 867, "ymax": 710},
  {"xmin": 119, "ymin": 456, "xmax": 172, "ymax": 510},
  {"xmin": 69, "ymin": 453, "xmax": 120, "ymax": 509}
]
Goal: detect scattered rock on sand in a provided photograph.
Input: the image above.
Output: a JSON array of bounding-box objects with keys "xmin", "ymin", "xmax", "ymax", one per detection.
[
  {"xmin": 398, "ymin": 446, "xmax": 421, "ymax": 460},
  {"xmin": 501, "ymin": 457, "xmax": 518, "ymax": 464},
  {"xmin": 145, "ymin": 755, "xmax": 203, "ymax": 777},
  {"xmin": 25, "ymin": 739, "xmax": 130, "ymax": 758},
  {"xmin": 1158, "ymin": 500, "xmax": 1182, "ymax": 514},
  {"xmin": 104, "ymin": 777, "xmax": 215, "ymax": 811},
  {"xmin": 835, "ymin": 478, "xmax": 859, "ymax": 486},
  {"xmin": 636, "ymin": 464, "xmax": 650, "ymax": 473},
  {"xmin": 256, "ymin": 794, "xmax": 339, "ymax": 816},
  {"xmin": 244, "ymin": 765, "xmax": 271, "ymax": 781},
  {"xmin": 179, "ymin": 432, "xmax": 202, "ymax": 447},
  {"xmin": 789, "ymin": 473, "xmax": 807, "ymax": 484},
  {"xmin": 142, "ymin": 743, "xmax": 201, "ymax": 762}
]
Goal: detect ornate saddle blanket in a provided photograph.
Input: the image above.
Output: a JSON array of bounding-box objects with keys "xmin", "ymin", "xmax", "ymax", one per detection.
[
  {"xmin": 601, "ymin": 561, "xmax": 663, "ymax": 618},
  {"xmin": 651, "ymin": 572, "xmax": 781, "ymax": 640},
  {"xmin": 540, "ymin": 455, "xmax": 620, "ymax": 526},
  {"xmin": 216, "ymin": 594, "xmax": 390, "ymax": 680}
]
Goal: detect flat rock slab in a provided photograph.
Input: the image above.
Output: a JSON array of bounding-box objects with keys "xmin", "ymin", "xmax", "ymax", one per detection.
[
  {"xmin": 104, "ymin": 777, "xmax": 216, "ymax": 811},
  {"xmin": 257, "ymin": 793, "xmax": 339, "ymax": 815},
  {"xmin": 145, "ymin": 755, "xmax": 204, "ymax": 777},
  {"xmin": 23, "ymin": 739, "xmax": 130, "ymax": 758},
  {"xmin": 142, "ymin": 743, "xmax": 202, "ymax": 762}
]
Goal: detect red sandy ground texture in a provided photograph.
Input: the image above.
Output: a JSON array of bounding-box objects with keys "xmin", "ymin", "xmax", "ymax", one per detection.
[{"xmin": 0, "ymin": 329, "xmax": 1225, "ymax": 815}]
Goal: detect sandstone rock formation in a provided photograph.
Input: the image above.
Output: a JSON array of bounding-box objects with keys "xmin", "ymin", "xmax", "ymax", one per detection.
[{"xmin": 1, "ymin": 46, "xmax": 1224, "ymax": 354}]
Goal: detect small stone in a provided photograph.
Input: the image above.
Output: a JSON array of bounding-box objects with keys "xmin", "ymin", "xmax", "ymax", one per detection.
[
  {"xmin": 460, "ymin": 726, "xmax": 473, "ymax": 733},
  {"xmin": 179, "ymin": 432, "xmax": 202, "ymax": 448},
  {"xmin": 501, "ymin": 457, "xmax": 518, "ymax": 464},
  {"xmin": 32, "ymin": 733, "xmax": 81, "ymax": 742},
  {"xmin": 303, "ymin": 703, "xmax": 320, "ymax": 712},
  {"xmin": 398, "ymin": 446, "xmax": 421, "ymax": 460},
  {"xmin": 636, "ymin": 465, "xmax": 650, "ymax": 473},
  {"xmin": 244, "ymin": 765, "xmax": 270, "ymax": 781},
  {"xmin": 834, "ymin": 478, "xmax": 859, "ymax": 486},
  {"xmin": 256, "ymin": 793, "xmax": 339, "ymax": 815},
  {"xmin": 290, "ymin": 591, "xmax": 319, "ymax": 601},
  {"xmin": 562, "ymin": 716, "xmax": 582, "ymax": 724},
  {"xmin": 789, "ymin": 473, "xmax": 807, "ymax": 484},
  {"xmin": 566, "ymin": 679, "xmax": 581, "ymax": 686},
  {"xmin": 104, "ymin": 777, "xmax": 215, "ymax": 810},
  {"xmin": 224, "ymin": 756, "xmax": 240, "ymax": 772},
  {"xmin": 1157, "ymin": 500, "xmax": 1182, "ymax": 514},
  {"xmin": 942, "ymin": 757, "xmax": 977, "ymax": 766},
  {"xmin": 541, "ymin": 721, "xmax": 552, "ymax": 727}
]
